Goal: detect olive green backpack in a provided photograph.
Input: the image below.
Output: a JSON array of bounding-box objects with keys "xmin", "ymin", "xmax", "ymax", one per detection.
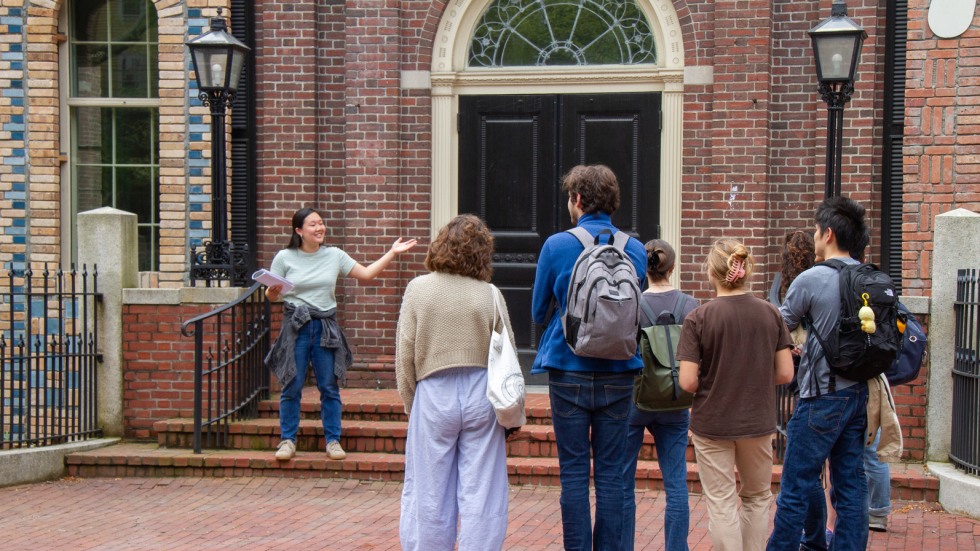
[{"xmin": 633, "ymin": 295, "xmax": 696, "ymax": 412}]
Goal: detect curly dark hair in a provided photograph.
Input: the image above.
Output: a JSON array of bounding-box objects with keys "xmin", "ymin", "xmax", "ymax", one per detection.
[
  {"xmin": 425, "ymin": 214, "xmax": 495, "ymax": 281},
  {"xmin": 780, "ymin": 230, "xmax": 815, "ymax": 298},
  {"xmin": 561, "ymin": 164, "xmax": 620, "ymax": 215}
]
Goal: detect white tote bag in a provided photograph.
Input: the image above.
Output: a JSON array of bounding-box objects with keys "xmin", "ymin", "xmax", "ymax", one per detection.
[{"xmin": 486, "ymin": 284, "xmax": 526, "ymax": 429}]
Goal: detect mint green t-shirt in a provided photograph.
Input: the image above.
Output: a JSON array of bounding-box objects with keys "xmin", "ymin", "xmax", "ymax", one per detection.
[{"xmin": 270, "ymin": 247, "xmax": 357, "ymax": 311}]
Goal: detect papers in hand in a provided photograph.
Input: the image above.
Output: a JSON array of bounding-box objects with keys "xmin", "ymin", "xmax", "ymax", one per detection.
[{"xmin": 252, "ymin": 269, "xmax": 294, "ymax": 294}]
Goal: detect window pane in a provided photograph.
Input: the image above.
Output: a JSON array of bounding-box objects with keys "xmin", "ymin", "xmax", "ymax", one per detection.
[
  {"xmin": 149, "ymin": 45, "xmax": 159, "ymax": 97},
  {"xmin": 112, "ymin": 44, "xmax": 149, "ymax": 97},
  {"xmin": 469, "ymin": 0, "xmax": 657, "ymax": 67},
  {"xmin": 73, "ymin": 44, "xmax": 110, "ymax": 97},
  {"xmin": 137, "ymin": 225, "xmax": 156, "ymax": 271},
  {"xmin": 73, "ymin": 0, "xmax": 108, "ymax": 42},
  {"xmin": 75, "ymin": 165, "xmax": 105, "ymax": 213},
  {"xmin": 116, "ymin": 166, "xmax": 152, "ymax": 221},
  {"xmin": 73, "ymin": 107, "xmax": 112, "ymax": 164},
  {"xmin": 147, "ymin": 0, "xmax": 158, "ymax": 42},
  {"xmin": 110, "ymin": 0, "xmax": 148, "ymax": 42},
  {"xmin": 115, "ymin": 108, "xmax": 153, "ymax": 164}
]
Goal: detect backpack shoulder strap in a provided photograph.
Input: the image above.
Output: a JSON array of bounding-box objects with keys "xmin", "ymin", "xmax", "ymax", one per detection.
[
  {"xmin": 670, "ymin": 293, "xmax": 691, "ymax": 325},
  {"xmin": 816, "ymin": 258, "xmax": 849, "ymax": 271},
  {"xmin": 566, "ymin": 227, "xmax": 594, "ymax": 249},
  {"xmin": 639, "ymin": 297, "xmax": 657, "ymax": 327},
  {"xmin": 611, "ymin": 231, "xmax": 631, "ymax": 252}
]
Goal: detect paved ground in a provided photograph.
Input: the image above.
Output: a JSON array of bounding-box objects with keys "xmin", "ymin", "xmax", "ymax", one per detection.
[{"xmin": 1, "ymin": 477, "xmax": 978, "ymax": 550}]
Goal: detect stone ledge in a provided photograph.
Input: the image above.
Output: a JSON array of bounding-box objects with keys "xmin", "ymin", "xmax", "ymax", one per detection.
[
  {"xmin": 0, "ymin": 438, "xmax": 120, "ymax": 488},
  {"xmin": 123, "ymin": 286, "xmax": 248, "ymax": 305},
  {"xmin": 928, "ymin": 461, "xmax": 980, "ymax": 520}
]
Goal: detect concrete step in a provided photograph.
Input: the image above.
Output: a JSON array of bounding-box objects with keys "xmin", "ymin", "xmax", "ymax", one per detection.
[{"xmin": 64, "ymin": 442, "xmax": 940, "ymax": 502}]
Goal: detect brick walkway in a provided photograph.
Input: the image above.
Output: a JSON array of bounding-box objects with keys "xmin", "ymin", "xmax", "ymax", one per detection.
[{"xmin": 0, "ymin": 477, "xmax": 977, "ymax": 550}]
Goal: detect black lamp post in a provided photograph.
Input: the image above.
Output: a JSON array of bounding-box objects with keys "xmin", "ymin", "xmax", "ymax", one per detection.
[
  {"xmin": 186, "ymin": 9, "xmax": 250, "ymax": 285},
  {"xmin": 809, "ymin": 0, "xmax": 866, "ymax": 198}
]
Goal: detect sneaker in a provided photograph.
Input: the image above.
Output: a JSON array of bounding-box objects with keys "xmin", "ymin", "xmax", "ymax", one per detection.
[
  {"xmin": 326, "ymin": 440, "xmax": 346, "ymax": 460},
  {"xmin": 275, "ymin": 439, "xmax": 296, "ymax": 461},
  {"xmin": 869, "ymin": 514, "xmax": 888, "ymax": 532}
]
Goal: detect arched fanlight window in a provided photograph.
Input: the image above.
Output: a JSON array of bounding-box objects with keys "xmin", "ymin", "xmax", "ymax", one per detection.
[{"xmin": 469, "ymin": 0, "xmax": 657, "ymax": 67}]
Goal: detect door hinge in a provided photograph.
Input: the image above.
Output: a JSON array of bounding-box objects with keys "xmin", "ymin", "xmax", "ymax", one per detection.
[{"xmin": 457, "ymin": 112, "xmax": 461, "ymax": 133}]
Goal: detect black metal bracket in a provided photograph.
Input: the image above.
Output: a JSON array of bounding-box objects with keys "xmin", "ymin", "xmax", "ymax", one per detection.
[{"xmin": 189, "ymin": 240, "xmax": 249, "ymax": 287}]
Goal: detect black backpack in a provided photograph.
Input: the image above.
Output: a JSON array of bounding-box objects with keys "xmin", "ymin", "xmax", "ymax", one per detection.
[{"xmin": 809, "ymin": 259, "xmax": 903, "ymax": 384}]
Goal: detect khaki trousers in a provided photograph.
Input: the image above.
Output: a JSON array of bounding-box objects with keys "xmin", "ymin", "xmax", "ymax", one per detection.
[{"xmin": 691, "ymin": 433, "xmax": 774, "ymax": 551}]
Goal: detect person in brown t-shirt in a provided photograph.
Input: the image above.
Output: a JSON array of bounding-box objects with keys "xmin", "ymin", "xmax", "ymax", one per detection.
[{"xmin": 677, "ymin": 239, "xmax": 794, "ymax": 551}]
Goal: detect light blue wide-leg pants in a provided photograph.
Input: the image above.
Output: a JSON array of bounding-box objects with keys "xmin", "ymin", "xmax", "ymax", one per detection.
[{"xmin": 400, "ymin": 366, "xmax": 509, "ymax": 551}]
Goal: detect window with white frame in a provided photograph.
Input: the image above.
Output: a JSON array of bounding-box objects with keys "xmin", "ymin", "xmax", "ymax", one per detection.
[{"xmin": 68, "ymin": 0, "xmax": 159, "ymax": 271}]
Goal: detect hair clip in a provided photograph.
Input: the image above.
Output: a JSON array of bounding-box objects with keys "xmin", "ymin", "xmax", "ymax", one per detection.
[{"xmin": 725, "ymin": 258, "xmax": 746, "ymax": 283}]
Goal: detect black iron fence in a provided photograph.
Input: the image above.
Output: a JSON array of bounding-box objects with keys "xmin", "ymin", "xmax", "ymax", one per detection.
[
  {"xmin": 951, "ymin": 268, "xmax": 980, "ymax": 475},
  {"xmin": 1, "ymin": 265, "xmax": 102, "ymax": 449},
  {"xmin": 181, "ymin": 282, "xmax": 271, "ymax": 453},
  {"xmin": 774, "ymin": 383, "xmax": 796, "ymax": 462}
]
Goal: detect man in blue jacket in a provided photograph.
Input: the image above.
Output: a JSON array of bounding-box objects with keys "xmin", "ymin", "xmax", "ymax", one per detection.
[{"xmin": 531, "ymin": 164, "xmax": 646, "ymax": 551}]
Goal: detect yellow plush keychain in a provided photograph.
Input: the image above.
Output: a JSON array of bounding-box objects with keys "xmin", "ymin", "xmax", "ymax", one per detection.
[{"xmin": 858, "ymin": 292, "xmax": 876, "ymax": 334}]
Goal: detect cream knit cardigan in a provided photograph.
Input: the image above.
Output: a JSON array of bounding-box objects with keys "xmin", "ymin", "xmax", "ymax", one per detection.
[{"xmin": 395, "ymin": 271, "xmax": 516, "ymax": 414}]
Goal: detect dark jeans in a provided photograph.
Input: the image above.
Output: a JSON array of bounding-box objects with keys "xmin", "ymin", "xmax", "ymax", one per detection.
[
  {"xmin": 549, "ymin": 370, "xmax": 634, "ymax": 551},
  {"xmin": 768, "ymin": 383, "xmax": 869, "ymax": 551},
  {"xmin": 623, "ymin": 407, "xmax": 690, "ymax": 551}
]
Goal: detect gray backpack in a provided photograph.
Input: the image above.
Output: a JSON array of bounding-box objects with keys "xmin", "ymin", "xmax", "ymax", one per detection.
[{"xmin": 561, "ymin": 227, "xmax": 642, "ymax": 360}]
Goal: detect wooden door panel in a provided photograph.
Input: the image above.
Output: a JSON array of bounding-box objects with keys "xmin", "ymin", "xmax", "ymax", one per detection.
[
  {"xmin": 459, "ymin": 95, "xmax": 557, "ymax": 385},
  {"xmin": 458, "ymin": 93, "xmax": 661, "ymax": 384},
  {"xmin": 560, "ymin": 93, "xmax": 661, "ymax": 242}
]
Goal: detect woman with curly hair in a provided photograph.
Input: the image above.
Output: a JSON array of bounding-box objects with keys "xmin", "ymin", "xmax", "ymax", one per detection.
[
  {"xmin": 396, "ymin": 214, "xmax": 516, "ymax": 551},
  {"xmin": 677, "ymin": 239, "xmax": 794, "ymax": 550}
]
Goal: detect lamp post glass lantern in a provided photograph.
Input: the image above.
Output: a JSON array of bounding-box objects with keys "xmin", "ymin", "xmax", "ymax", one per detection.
[
  {"xmin": 186, "ymin": 9, "xmax": 250, "ymax": 286},
  {"xmin": 809, "ymin": 0, "xmax": 866, "ymax": 198}
]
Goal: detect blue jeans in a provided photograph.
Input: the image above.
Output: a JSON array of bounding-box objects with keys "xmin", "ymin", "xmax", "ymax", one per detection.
[
  {"xmin": 800, "ymin": 466, "xmax": 830, "ymax": 551},
  {"xmin": 549, "ymin": 370, "xmax": 634, "ymax": 551},
  {"xmin": 279, "ymin": 320, "xmax": 342, "ymax": 443},
  {"xmin": 623, "ymin": 406, "xmax": 690, "ymax": 551},
  {"xmin": 864, "ymin": 428, "xmax": 891, "ymax": 518},
  {"xmin": 768, "ymin": 383, "xmax": 869, "ymax": 551}
]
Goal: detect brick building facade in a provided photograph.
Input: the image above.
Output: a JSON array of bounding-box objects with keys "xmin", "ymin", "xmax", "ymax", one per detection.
[{"xmin": 1, "ymin": 0, "xmax": 978, "ymax": 457}]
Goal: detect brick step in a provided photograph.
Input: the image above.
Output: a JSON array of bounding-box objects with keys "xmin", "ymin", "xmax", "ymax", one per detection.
[
  {"xmin": 153, "ymin": 417, "xmax": 694, "ymax": 461},
  {"xmin": 256, "ymin": 387, "xmax": 556, "ymax": 425},
  {"xmin": 64, "ymin": 443, "xmax": 940, "ymax": 502}
]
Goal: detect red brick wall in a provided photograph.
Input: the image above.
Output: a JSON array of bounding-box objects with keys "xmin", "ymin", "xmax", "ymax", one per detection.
[
  {"xmin": 903, "ymin": 0, "xmax": 980, "ymax": 296},
  {"xmin": 122, "ymin": 304, "xmax": 214, "ymax": 439}
]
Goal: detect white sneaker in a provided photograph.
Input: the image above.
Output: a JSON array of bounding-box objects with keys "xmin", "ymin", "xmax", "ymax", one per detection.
[
  {"xmin": 275, "ymin": 439, "xmax": 296, "ymax": 461},
  {"xmin": 326, "ymin": 440, "xmax": 346, "ymax": 460}
]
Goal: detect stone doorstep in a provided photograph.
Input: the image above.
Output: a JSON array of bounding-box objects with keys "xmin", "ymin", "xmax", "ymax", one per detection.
[
  {"xmin": 152, "ymin": 417, "xmax": 694, "ymax": 461},
  {"xmin": 63, "ymin": 443, "xmax": 940, "ymax": 502}
]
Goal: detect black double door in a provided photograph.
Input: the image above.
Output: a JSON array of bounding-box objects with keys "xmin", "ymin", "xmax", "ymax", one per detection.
[{"xmin": 458, "ymin": 93, "xmax": 662, "ymax": 383}]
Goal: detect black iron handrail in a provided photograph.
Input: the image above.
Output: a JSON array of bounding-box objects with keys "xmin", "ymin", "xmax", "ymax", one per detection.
[
  {"xmin": 951, "ymin": 269, "xmax": 979, "ymax": 475},
  {"xmin": 1, "ymin": 265, "xmax": 103, "ymax": 449},
  {"xmin": 181, "ymin": 281, "xmax": 271, "ymax": 453}
]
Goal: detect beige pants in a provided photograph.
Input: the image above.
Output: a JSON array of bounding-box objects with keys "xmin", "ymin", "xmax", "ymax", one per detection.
[{"xmin": 691, "ymin": 433, "xmax": 774, "ymax": 551}]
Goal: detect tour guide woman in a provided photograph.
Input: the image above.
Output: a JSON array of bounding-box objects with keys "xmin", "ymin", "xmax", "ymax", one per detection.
[{"xmin": 265, "ymin": 207, "xmax": 416, "ymax": 461}]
